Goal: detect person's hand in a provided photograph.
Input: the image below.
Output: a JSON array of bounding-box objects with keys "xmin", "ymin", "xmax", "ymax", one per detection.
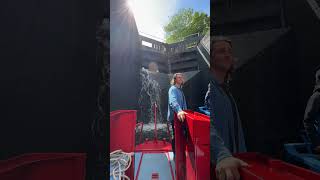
[
  {"xmin": 177, "ymin": 111, "xmax": 187, "ymax": 122},
  {"xmin": 216, "ymin": 157, "xmax": 248, "ymax": 180}
]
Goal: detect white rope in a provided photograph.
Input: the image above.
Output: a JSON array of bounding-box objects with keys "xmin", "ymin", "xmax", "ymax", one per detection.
[{"xmin": 110, "ymin": 150, "xmax": 134, "ymax": 180}]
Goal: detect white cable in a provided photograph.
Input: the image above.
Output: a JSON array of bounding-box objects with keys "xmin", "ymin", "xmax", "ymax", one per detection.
[{"xmin": 110, "ymin": 150, "xmax": 134, "ymax": 180}]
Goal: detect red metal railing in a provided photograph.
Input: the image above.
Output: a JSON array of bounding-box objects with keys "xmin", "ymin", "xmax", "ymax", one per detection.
[
  {"xmin": 110, "ymin": 110, "xmax": 137, "ymax": 180},
  {"xmin": 154, "ymin": 103, "xmax": 158, "ymax": 141},
  {"xmin": 174, "ymin": 110, "xmax": 210, "ymax": 180},
  {"xmin": 0, "ymin": 153, "xmax": 86, "ymax": 180}
]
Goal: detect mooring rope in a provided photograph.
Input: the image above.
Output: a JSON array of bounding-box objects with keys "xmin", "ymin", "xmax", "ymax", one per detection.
[{"xmin": 110, "ymin": 150, "xmax": 134, "ymax": 180}]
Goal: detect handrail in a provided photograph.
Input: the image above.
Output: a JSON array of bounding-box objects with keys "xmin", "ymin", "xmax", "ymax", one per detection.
[
  {"xmin": 174, "ymin": 110, "xmax": 210, "ymax": 180},
  {"xmin": 140, "ymin": 35, "xmax": 202, "ymax": 54},
  {"xmin": 197, "ymin": 45, "xmax": 210, "ymax": 67},
  {"xmin": 200, "ymin": 32, "xmax": 210, "ymax": 53}
]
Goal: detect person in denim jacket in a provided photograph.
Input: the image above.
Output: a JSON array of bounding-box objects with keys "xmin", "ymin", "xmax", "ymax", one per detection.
[
  {"xmin": 208, "ymin": 36, "xmax": 248, "ymax": 180},
  {"xmin": 167, "ymin": 73, "xmax": 188, "ymax": 155}
]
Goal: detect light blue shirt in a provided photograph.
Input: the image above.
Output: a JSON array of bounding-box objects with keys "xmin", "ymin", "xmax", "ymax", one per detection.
[{"xmin": 167, "ymin": 85, "xmax": 187, "ymax": 122}]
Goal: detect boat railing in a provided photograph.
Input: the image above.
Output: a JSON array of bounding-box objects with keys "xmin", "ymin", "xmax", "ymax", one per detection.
[{"xmin": 174, "ymin": 110, "xmax": 210, "ymax": 180}]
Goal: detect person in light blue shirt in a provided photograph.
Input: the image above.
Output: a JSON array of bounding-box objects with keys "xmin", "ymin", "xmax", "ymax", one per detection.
[
  {"xmin": 167, "ymin": 73, "xmax": 188, "ymax": 154},
  {"xmin": 208, "ymin": 36, "xmax": 248, "ymax": 180}
]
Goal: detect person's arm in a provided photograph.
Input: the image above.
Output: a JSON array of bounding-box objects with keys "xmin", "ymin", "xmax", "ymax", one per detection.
[
  {"xmin": 304, "ymin": 91, "xmax": 320, "ymax": 146},
  {"xmin": 169, "ymin": 88, "xmax": 183, "ymax": 113},
  {"xmin": 211, "ymin": 123, "xmax": 232, "ymax": 163},
  {"xmin": 209, "ymin": 83, "xmax": 248, "ymax": 180},
  {"xmin": 211, "ymin": 119, "xmax": 248, "ymax": 180}
]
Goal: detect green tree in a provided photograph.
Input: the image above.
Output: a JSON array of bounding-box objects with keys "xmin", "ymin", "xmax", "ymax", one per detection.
[{"xmin": 164, "ymin": 8, "xmax": 210, "ymax": 44}]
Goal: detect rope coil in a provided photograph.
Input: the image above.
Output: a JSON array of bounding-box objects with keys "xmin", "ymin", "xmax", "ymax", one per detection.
[{"xmin": 110, "ymin": 150, "xmax": 134, "ymax": 180}]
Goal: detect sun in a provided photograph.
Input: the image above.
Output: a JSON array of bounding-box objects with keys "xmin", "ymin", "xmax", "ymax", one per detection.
[
  {"xmin": 127, "ymin": 0, "xmax": 137, "ymax": 15},
  {"xmin": 126, "ymin": 0, "xmax": 174, "ymax": 42}
]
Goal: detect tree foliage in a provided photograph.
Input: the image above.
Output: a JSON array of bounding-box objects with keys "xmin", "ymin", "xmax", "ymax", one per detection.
[{"xmin": 164, "ymin": 8, "xmax": 210, "ymax": 44}]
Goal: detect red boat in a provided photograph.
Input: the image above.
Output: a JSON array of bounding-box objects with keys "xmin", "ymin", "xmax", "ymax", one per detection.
[
  {"xmin": 110, "ymin": 109, "xmax": 210, "ymax": 180},
  {"xmin": 110, "ymin": 110, "xmax": 320, "ymax": 180}
]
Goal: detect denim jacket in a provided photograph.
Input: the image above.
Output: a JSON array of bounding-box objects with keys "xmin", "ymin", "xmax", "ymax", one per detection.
[{"xmin": 207, "ymin": 73, "xmax": 247, "ymax": 163}]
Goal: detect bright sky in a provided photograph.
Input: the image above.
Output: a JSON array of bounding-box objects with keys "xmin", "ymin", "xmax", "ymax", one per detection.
[{"xmin": 128, "ymin": 0, "xmax": 210, "ymax": 42}]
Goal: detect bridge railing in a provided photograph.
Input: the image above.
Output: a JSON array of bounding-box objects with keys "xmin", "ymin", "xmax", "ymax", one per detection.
[{"xmin": 139, "ymin": 34, "xmax": 203, "ymax": 55}]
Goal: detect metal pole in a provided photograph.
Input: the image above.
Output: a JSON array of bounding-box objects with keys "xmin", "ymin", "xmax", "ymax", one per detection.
[{"xmin": 154, "ymin": 103, "xmax": 158, "ymax": 141}]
